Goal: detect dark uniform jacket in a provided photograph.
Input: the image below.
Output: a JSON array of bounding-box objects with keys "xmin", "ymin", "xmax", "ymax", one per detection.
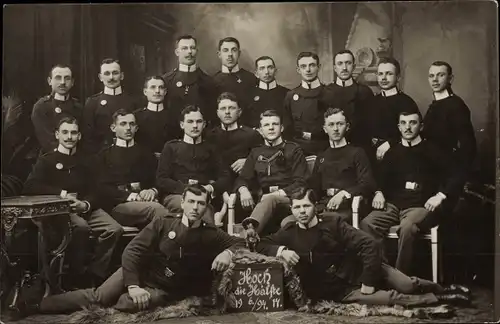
[
  {"xmin": 23, "ymin": 148, "xmax": 99, "ymax": 214},
  {"xmin": 134, "ymin": 104, "xmax": 175, "ymax": 153},
  {"xmin": 245, "ymin": 81, "xmax": 289, "ymax": 128},
  {"xmin": 309, "ymin": 143, "xmax": 376, "ymax": 209},
  {"xmin": 212, "ymin": 67, "xmax": 257, "ymax": 112},
  {"xmin": 81, "ymin": 90, "xmax": 137, "ymax": 155},
  {"xmin": 94, "ymin": 141, "xmax": 158, "ymax": 212},
  {"xmin": 156, "ymin": 138, "xmax": 231, "ymax": 197},
  {"xmin": 283, "ymin": 82, "xmax": 331, "ymax": 156},
  {"xmin": 323, "ymin": 79, "xmax": 374, "ymax": 148},
  {"xmin": 31, "ymin": 94, "xmax": 82, "ymax": 153},
  {"xmin": 122, "ymin": 214, "xmax": 245, "ymax": 295},
  {"xmin": 256, "ymin": 215, "xmax": 382, "ymax": 301},
  {"xmin": 234, "ymin": 140, "xmax": 308, "ymax": 196},
  {"xmin": 162, "ymin": 67, "xmax": 218, "ymax": 137}
]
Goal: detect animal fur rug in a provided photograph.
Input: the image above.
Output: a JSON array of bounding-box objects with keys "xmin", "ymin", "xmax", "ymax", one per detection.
[{"xmin": 65, "ymin": 249, "xmax": 455, "ymax": 324}]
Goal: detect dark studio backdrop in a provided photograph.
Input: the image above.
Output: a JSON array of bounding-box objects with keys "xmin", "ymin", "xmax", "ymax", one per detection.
[{"xmin": 1, "ymin": 1, "xmax": 499, "ymax": 318}]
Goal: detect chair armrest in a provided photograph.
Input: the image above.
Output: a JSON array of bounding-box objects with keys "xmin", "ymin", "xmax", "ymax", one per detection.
[{"xmin": 351, "ymin": 196, "xmax": 363, "ymax": 229}]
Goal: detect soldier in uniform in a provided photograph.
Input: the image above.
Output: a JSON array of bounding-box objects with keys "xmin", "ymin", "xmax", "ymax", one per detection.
[
  {"xmin": 134, "ymin": 76, "xmax": 175, "ymax": 154},
  {"xmin": 81, "ymin": 58, "xmax": 137, "ymax": 155},
  {"xmin": 162, "ymin": 35, "xmax": 218, "ymax": 138},
  {"xmin": 245, "ymin": 56, "xmax": 289, "ymax": 128},
  {"xmin": 95, "ymin": 109, "xmax": 168, "ymax": 229},
  {"xmin": 235, "ymin": 110, "xmax": 308, "ymax": 236},
  {"xmin": 156, "ymin": 105, "xmax": 231, "ymax": 224},
  {"xmin": 24, "ymin": 117, "xmax": 123, "ymax": 288},
  {"xmin": 32, "ymin": 64, "xmax": 82, "ymax": 153},
  {"xmin": 256, "ymin": 187, "xmax": 471, "ymax": 307},
  {"xmin": 282, "ymin": 52, "xmax": 330, "ymax": 156},
  {"xmin": 324, "ymin": 50, "xmax": 374, "ymax": 149},
  {"xmin": 213, "ymin": 37, "xmax": 257, "ymax": 115},
  {"xmin": 33, "ymin": 185, "xmax": 245, "ymax": 314}
]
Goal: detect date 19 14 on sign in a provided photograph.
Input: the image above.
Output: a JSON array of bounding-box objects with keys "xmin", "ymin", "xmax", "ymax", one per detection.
[{"xmin": 230, "ymin": 263, "xmax": 284, "ymax": 312}]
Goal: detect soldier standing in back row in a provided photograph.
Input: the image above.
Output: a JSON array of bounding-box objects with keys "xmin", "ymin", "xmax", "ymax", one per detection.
[
  {"xmin": 162, "ymin": 35, "xmax": 218, "ymax": 138},
  {"xmin": 81, "ymin": 58, "xmax": 137, "ymax": 155},
  {"xmin": 32, "ymin": 64, "xmax": 82, "ymax": 154}
]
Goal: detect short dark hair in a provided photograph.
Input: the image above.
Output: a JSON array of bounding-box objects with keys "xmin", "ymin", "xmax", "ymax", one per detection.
[
  {"xmin": 218, "ymin": 37, "xmax": 240, "ymax": 50},
  {"xmin": 259, "ymin": 109, "xmax": 282, "ymax": 125},
  {"xmin": 378, "ymin": 57, "xmax": 401, "ymax": 76},
  {"xmin": 182, "ymin": 184, "xmax": 210, "ymax": 203},
  {"xmin": 399, "ymin": 109, "xmax": 423, "ymax": 122},
  {"xmin": 296, "ymin": 52, "xmax": 320, "ymax": 66},
  {"xmin": 100, "ymin": 58, "xmax": 120, "ymax": 69},
  {"xmin": 217, "ymin": 92, "xmax": 240, "ymax": 107},
  {"xmin": 180, "ymin": 105, "xmax": 204, "ymax": 122},
  {"xmin": 430, "ymin": 61, "xmax": 453, "ymax": 75},
  {"xmin": 49, "ymin": 64, "xmax": 73, "ymax": 78},
  {"xmin": 255, "ymin": 56, "xmax": 276, "ymax": 69},
  {"xmin": 176, "ymin": 35, "xmax": 197, "ymax": 47},
  {"xmin": 289, "ymin": 187, "xmax": 318, "ymax": 205},
  {"xmin": 324, "ymin": 107, "xmax": 349, "ymax": 125},
  {"xmin": 334, "ymin": 49, "xmax": 355, "ymax": 63},
  {"xmin": 111, "ymin": 109, "xmax": 135, "ymax": 124},
  {"xmin": 143, "ymin": 75, "xmax": 166, "ymax": 89},
  {"xmin": 56, "ymin": 116, "xmax": 78, "ymax": 131}
]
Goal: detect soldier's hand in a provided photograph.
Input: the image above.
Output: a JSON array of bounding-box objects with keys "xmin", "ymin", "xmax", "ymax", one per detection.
[
  {"xmin": 69, "ymin": 199, "xmax": 88, "ymax": 213},
  {"xmin": 139, "ymin": 189, "xmax": 156, "ymax": 202},
  {"xmin": 239, "ymin": 187, "xmax": 255, "ymax": 209},
  {"xmin": 231, "ymin": 158, "xmax": 247, "ymax": 174},
  {"xmin": 211, "ymin": 250, "xmax": 232, "ymax": 272},
  {"xmin": 376, "ymin": 141, "xmax": 391, "ymax": 160},
  {"xmin": 327, "ymin": 193, "xmax": 346, "ymax": 210},
  {"xmin": 281, "ymin": 250, "xmax": 300, "ymax": 266},
  {"xmin": 372, "ymin": 191, "xmax": 386, "ymax": 210},
  {"xmin": 424, "ymin": 194, "xmax": 444, "ymax": 212},
  {"xmin": 128, "ymin": 286, "xmax": 151, "ymax": 310}
]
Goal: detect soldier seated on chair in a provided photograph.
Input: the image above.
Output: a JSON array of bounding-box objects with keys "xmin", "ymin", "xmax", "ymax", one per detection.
[
  {"xmin": 235, "ymin": 110, "xmax": 308, "ymax": 238},
  {"xmin": 360, "ymin": 109, "xmax": 459, "ymax": 276},
  {"xmin": 94, "ymin": 109, "xmax": 169, "ymax": 229},
  {"xmin": 255, "ymin": 187, "xmax": 471, "ymax": 307},
  {"xmin": 30, "ymin": 184, "xmax": 246, "ymax": 315},
  {"xmin": 156, "ymin": 105, "xmax": 232, "ymax": 225},
  {"xmin": 23, "ymin": 116, "xmax": 123, "ymax": 289}
]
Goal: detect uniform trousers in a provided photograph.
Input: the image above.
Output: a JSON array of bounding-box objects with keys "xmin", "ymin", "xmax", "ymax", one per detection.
[
  {"xmin": 39, "ymin": 268, "xmax": 173, "ymax": 314},
  {"xmin": 111, "ymin": 201, "xmax": 169, "ymax": 229},
  {"xmin": 162, "ymin": 194, "xmax": 214, "ymax": 224},
  {"xmin": 360, "ymin": 203, "xmax": 438, "ymax": 275},
  {"xmin": 68, "ymin": 209, "xmax": 123, "ymax": 278},
  {"xmin": 244, "ymin": 194, "xmax": 292, "ymax": 234}
]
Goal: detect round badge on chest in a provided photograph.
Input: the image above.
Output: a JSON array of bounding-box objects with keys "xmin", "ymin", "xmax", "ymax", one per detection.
[
  {"xmin": 293, "ymin": 94, "xmax": 299, "ymax": 101},
  {"xmin": 100, "ymin": 100, "xmax": 107, "ymax": 106},
  {"xmin": 56, "ymin": 163, "xmax": 63, "ymax": 170},
  {"xmin": 168, "ymin": 231, "xmax": 176, "ymax": 239},
  {"xmin": 54, "ymin": 107, "xmax": 62, "ymax": 114},
  {"xmin": 254, "ymin": 96, "xmax": 260, "ymax": 101},
  {"xmin": 176, "ymin": 81, "xmax": 183, "ymax": 88}
]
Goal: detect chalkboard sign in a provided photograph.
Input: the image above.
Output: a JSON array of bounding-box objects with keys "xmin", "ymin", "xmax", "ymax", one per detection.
[{"xmin": 230, "ymin": 262, "xmax": 284, "ymax": 312}]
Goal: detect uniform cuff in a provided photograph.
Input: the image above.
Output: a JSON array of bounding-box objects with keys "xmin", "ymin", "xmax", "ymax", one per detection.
[
  {"xmin": 60, "ymin": 190, "xmax": 68, "ymax": 198},
  {"xmin": 127, "ymin": 193, "xmax": 138, "ymax": 201},
  {"xmin": 276, "ymin": 246, "xmax": 287, "ymax": 257},
  {"xmin": 224, "ymin": 249, "xmax": 234, "ymax": 258},
  {"xmin": 437, "ymin": 192, "xmax": 447, "ymax": 200},
  {"xmin": 277, "ymin": 189, "xmax": 287, "ymax": 197},
  {"xmin": 82, "ymin": 200, "xmax": 91, "ymax": 213}
]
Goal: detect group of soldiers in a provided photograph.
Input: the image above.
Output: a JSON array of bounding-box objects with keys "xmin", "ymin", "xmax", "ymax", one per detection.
[{"xmin": 21, "ymin": 34, "xmax": 476, "ymax": 315}]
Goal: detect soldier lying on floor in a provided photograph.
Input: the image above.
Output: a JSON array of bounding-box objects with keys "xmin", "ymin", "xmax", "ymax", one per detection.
[
  {"xmin": 254, "ymin": 187, "xmax": 471, "ymax": 307},
  {"xmin": 21, "ymin": 184, "xmax": 246, "ymax": 315}
]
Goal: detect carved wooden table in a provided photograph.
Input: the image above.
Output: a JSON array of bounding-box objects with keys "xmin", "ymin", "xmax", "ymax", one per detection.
[{"xmin": 1, "ymin": 195, "xmax": 72, "ymax": 312}]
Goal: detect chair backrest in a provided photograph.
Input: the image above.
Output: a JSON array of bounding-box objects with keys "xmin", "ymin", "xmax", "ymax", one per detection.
[{"xmin": 305, "ymin": 155, "xmax": 316, "ymax": 177}]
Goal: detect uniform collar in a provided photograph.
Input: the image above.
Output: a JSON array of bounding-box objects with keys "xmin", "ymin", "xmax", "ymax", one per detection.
[
  {"xmin": 147, "ymin": 102, "xmax": 164, "ymax": 112},
  {"xmin": 301, "ymin": 79, "xmax": 321, "ymax": 90},
  {"xmin": 115, "ymin": 138, "xmax": 135, "ymax": 147},
  {"xmin": 336, "ymin": 77, "xmax": 354, "ymax": 87},
  {"xmin": 401, "ymin": 135, "xmax": 422, "ymax": 147},
  {"xmin": 221, "ymin": 122, "xmax": 239, "ymax": 131},
  {"xmin": 264, "ymin": 137, "xmax": 283, "ymax": 147},
  {"xmin": 221, "ymin": 64, "xmax": 240, "ymax": 73},
  {"xmin": 179, "ymin": 63, "xmax": 197, "ymax": 72},
  {"xmin": 104, "ymin": 86, "xmax": 123, "ymax": 96},
  {"xmin": 297, "ymin": 216, "xmax": 319, "ymax": 229},
  {"xmin": 381, "ymin": 87, "xmax": 399, "ymax": 97},
  {"xmin": 259, "ymin": 80, "xmax": 277, "ymax": 90},
  {"xmin": 53, "ymin": 93, "xmax": 69, "ymax": 101},
  {"xmin": 181, "ymin": 214, "xmax": 203, "ymax": 228},
  {"xmin": 183, "ymin": 134, "xmax": 203, "ymax": 144},
  {"xmin": 57, "ymin": 144, "xmax": 76, "ymax": 155},
  {"xmin": 433, "ymin": 89, "xmax": 452, "ymax": 101},
  {"xmin": 329, "ymin": 138, "xmax": 348, "ymax": 148}
]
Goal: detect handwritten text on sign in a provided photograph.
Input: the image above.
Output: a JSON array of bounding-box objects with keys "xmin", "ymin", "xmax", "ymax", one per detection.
[{"xmin": 231, "ymin": 264, "xmax": 284, "ymax": 312}]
